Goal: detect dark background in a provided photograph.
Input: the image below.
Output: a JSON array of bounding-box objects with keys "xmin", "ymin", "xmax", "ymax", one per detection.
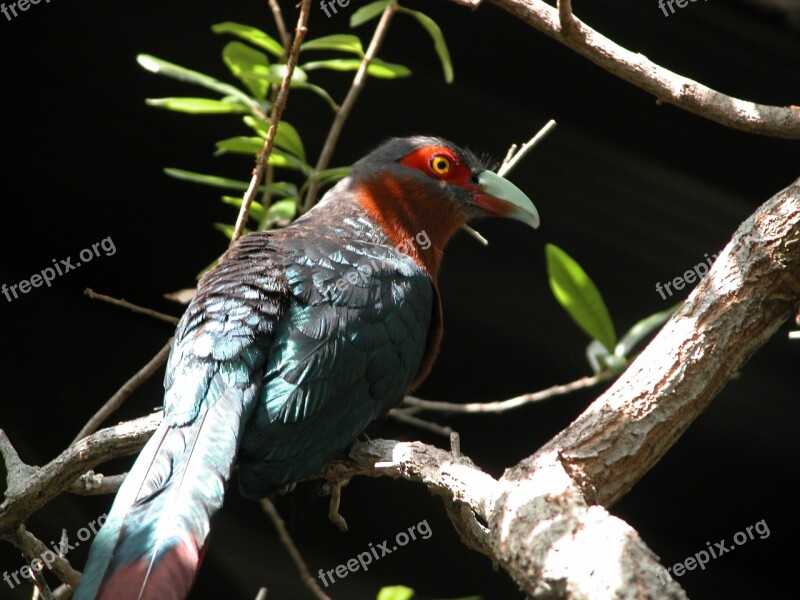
[{"xmin": 1, "ymin": 0, "xmax": 798, "ymax": 598}]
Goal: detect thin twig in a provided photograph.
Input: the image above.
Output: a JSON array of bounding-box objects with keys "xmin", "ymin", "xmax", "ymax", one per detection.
[
  {"xmin": 461, "ymin": 224, "xmax": 489, "ymax": 246},
  {"xmin": 302, "ymin": 3, "xmax": 398, "ymax": 210},
  {"xmin": 260, "ymin": 499, "xmax": 332, "ymax": 600},
  {"xmin": 262, "ymin": 0, "xmax": 295, "ymax": 212},
  {"xmin": 497, "ymin": 119, "xmax": 557, "ymax": 177},
  {"xmin": 7, "ymin": 525, "xmax": 81, "ymax": 588},
  {"xmin": 388, "ymin": 408, "xmax": 454, "ymax": 436},
  {"xmin": 403, "ymin": 371, "xmax": 615, "ymax": 414},
  {"xmin": 68, "ymin": 472, "xmax": 126, "ymax": 496},
  {"xmin": 557, "ymin": 0, "xmax": 574, "ymax": 32},
  {"xmin": 268, "ymin": 0, "xmax": 291, "ymax": 48},
  {"xmin": 500, "ymin": 143, "xmax": 517, "ymax": 168},
  {"xmin": 325, "ymin": 479, "xmax": 348, "ymax": 532},
  {"xmin": 469, "ymin": 0, "xmax": 800, "ymax": 138},
  {"xmin": 71, "ymin": 339, "xmax": 173, "ymax": 444},
  {"xmin": 84, "ymin": 288, "xmax": 179, "ymax": 325},
  {"xmin": 231, "ymin": 0, "xmax": 312, "ymax": 245}
]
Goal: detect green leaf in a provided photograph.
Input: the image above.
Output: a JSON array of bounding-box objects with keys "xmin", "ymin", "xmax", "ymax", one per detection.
[
  {"xmin": 398, "ymin": 8, "xmax": 454, "ymax": 83},
  {"xmin": 615, "ymin": 302, "xmax": 681, "ymax": 359},
  {"xmin": 274, "ymin": 121, "xmax": 306, "ymax": 161},
  {"xmin": 301, "ymin": 34, "xmax": 364, "ymax": 56},
  {"xmin": 214, "ymin": 137, "xmax": 309, "ymax": 172},
  {"xmin": 546, "ymin": 243, "xmax": 617, "ymax": 353},
  {"xmin": 351, "ymin": 0, "xmax": 392, "ymax": 28},
  {"xmin": 243, "ymin": 115, "xmax": 269, "ymax": 137},
  {"xmin": 211, "ymin": 22, "xmax": 284, "ymax": 57},
  {"xmin": 290, "ymin": 81, "xmax": 339, "ymax": 111},
  {"xmin": 213, "ymin": 222, "xmax": 247, "ymax": 240},
  {"xmin": 302, "ymin": 58, "xmax": 411, "ymax": 79},
  {"xmin": 222, "ymin": 42, "xmax": 270, "ymax": 101},
  {"xmin": 377, "ymin": 586, "xmax": 414, "ymax": 600},
  {"xmin": 240, "ymin": 64, "xmax": 309, "ymax": 86},
  {"xmin": 144, "ymin": 97, "xmax": 248, "ymax": 114},
  {"xmin": 241, "ymin": 117, "xmax": 306, "ymax": 162},
  {"xmin": 136, "ymin": 54, "xmax": 256, "ymax": 108},
  {"xmin": 221, "ymin": 195, "xmax": 266, "ymax": 223},
  {"xmin": 260, "ymin": 199, "xmax": 298, "ymax": 230},
  {"xmin": 301, "ymin": 166, "xmax": 352, "ymax": 193},
  {"xmin": 214, "ymin": 136, "xmax": 264, "ymax": 155},
  {"xmin": 164, "ymin": 168, "xmax": 253, "ymax": 190}
]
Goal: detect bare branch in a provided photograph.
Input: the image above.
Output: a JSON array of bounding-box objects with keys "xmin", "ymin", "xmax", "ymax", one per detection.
[
  {"xmin": 231, "ymin": 0, "xmax": 312, "ymax": 244},
  {"xmin": 557, "ymin": 0, "xmax": 574, "ymax": 32},
  {"xmin": 5, "ymin": 525, "xmax": 81, "ymax": 588},
  {"xmin": 0, "ymin": 413, "xmax": 159, "ymax": 534},
  {"xmin": 267, "ymin": 0, "xmax": 291, "ymax": 49},
  {"xmin": 388, "ymin": 408, "xmax": 454, "ymax": 436},
  {"xmin": 84, "ymin": 288, "xmax": 179, "ymax": 325},
  {"xmin": 537, "ymin": 177, "xmax": 800, "ymax": 506},
  {"xmin": 403, "ymin": 370, "xmax": 615, "ymax": 414},
  {"xmin": 260, "ymin": 499, "xmax": 332, "ymax": 600},
  {"xmin": 302, "ymin": 3, "xmax": 398, "ymax": 210},
  {"xmin": 7, "ymin": 169, "xmax": 799, "ymax": 595},
  {"xmin": 497, "ymin": 119, "xmax": 557, "ymax": 177},
  {"xmin": 72, "ymin": 339, "xmax": 173, "ymax": 443},
  {"xmin": 458, "ymin": 0, "xmax": 800, "ymax": 138},
  {"xmin": 68, "ymin": 472, "xmax": 126, "ymax": 496},
  {"xmin": 460, "ymin": 223, "xmax": 490, "ymax": 246}
]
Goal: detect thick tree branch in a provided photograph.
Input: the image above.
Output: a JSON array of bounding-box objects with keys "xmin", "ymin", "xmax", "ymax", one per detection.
[
  {"xmin": 535, "ymin": 176, "xmax": 800, "ymax": 507},
  {"xmin": 455, "ymin": 0, "xmax": 800, "ymax": 138},
  {"xmin": 4, "ymin": 175, "xmax": 798, "ymax": 595}
]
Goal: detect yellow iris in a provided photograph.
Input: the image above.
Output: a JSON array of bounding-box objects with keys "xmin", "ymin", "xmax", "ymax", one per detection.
[{"xmin": 430, "ymin": 155, "xmax": 451, "ymax": 175}]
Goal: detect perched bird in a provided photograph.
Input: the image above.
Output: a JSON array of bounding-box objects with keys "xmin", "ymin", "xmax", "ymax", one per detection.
[{"xmin": 73, "ymin": 136, "xmax": 539, "ymax": 600}]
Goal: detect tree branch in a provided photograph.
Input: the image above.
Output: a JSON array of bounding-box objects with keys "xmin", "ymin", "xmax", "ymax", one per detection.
[
  {"xmin": 0, "ymin": 413, "xmax": 160, "ymax": 534},
  {"xmin": 402, "ymin": 370, "xmax": 614, "ymax": 413},
  {"xmin": 71, "ymin": 339, "xmax": 173, "ymax": 444},
  {"xmin": 231, "ymin": 0, "xmax": 312, "ymax": 244},
  {"xmin": 302, "ymin": 2, "xmax": 398, "ymax": 210},
  {"xmin": 5, "ymin": 172, "xmax": 798, "ymax": 594},
  {"xmin": 84, "ymin": 288, "xmax": 179, "ymax": 325},
  {"xmin": 456, "ymin": 0, "xmax": 800, "ymax": 138}
]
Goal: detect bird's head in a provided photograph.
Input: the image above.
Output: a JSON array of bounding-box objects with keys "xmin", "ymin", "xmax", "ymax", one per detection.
[{"xmin": 348, "ymin": 136, "xmax": 539, "ymax": 277}]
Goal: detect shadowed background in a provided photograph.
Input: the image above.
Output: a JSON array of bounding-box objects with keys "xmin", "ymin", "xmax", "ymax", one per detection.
[{"xmin": 0, "ymin": 0, "xmax": 798, "ymax": 598}]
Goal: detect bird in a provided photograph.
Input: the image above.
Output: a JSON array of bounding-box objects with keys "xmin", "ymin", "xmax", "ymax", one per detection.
[{"xmin": 73, "ymin": 136, "xmax": 539, "ymax": 600}]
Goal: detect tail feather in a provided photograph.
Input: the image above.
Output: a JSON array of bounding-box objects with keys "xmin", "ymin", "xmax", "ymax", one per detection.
[{"xmin": 74, "ymin": 367, "xmax": 259, "ymax": 600}]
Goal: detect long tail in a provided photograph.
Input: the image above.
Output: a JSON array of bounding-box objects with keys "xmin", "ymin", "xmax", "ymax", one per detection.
[{"xmin": 74, "ymin": 376, "xmax": 258, "ymax": 600}]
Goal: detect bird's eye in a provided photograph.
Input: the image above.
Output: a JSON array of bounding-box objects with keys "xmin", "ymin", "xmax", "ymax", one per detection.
[{"xmin": 429, "ymin": 155, "xmax": 451, "ymax": 176}]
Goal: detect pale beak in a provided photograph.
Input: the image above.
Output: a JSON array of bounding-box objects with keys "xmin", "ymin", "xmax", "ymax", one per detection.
[{"xmin": 471, "ymin": 170, "xmax": 540, "ymax": 229}]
